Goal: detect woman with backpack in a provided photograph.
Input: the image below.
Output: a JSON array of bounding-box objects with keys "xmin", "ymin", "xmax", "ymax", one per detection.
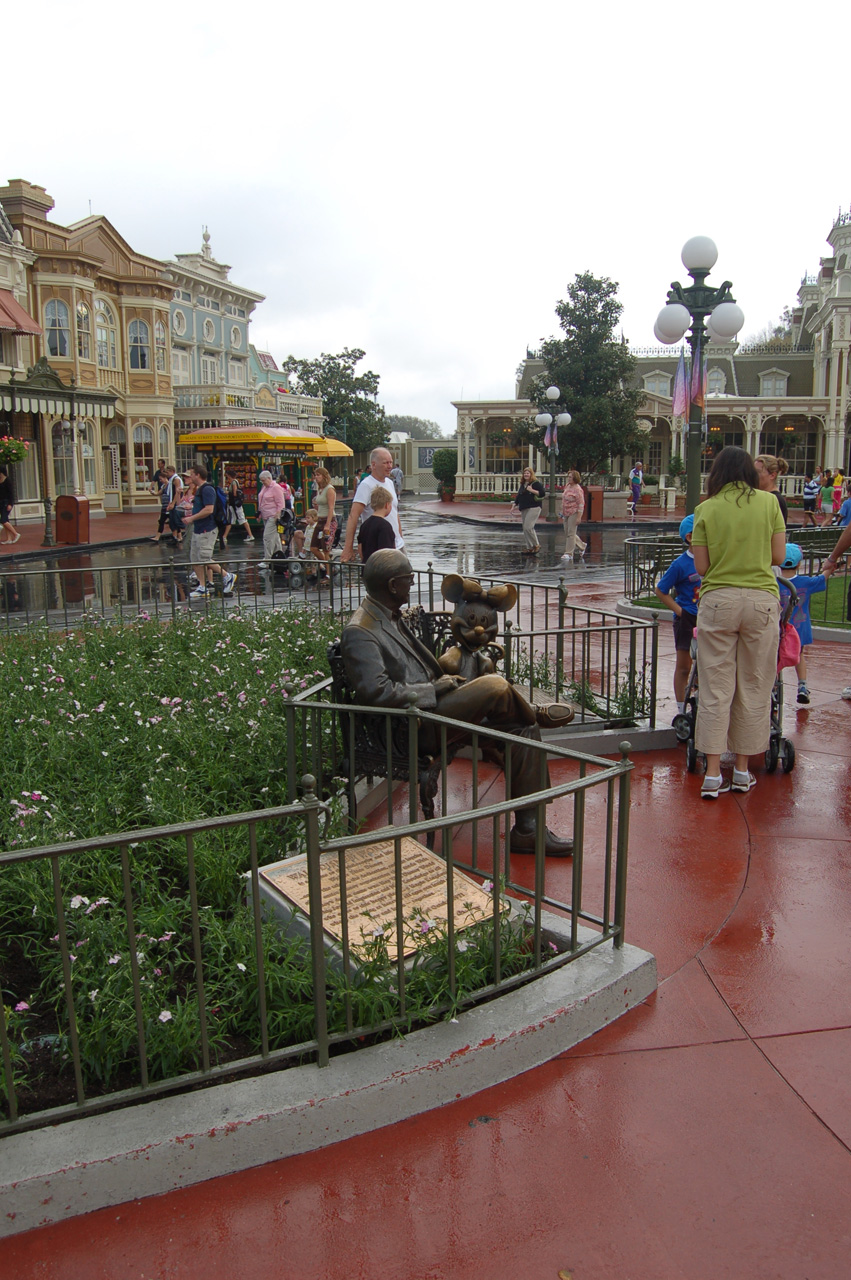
[{"xmin": 222, "ymin": 472, "xmax": 255, "ymax": 547}]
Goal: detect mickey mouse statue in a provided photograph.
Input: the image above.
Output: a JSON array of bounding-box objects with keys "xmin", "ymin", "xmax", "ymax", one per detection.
[{"xmin": 438, "ymin": 574, "xmax": 574, "ymax": 728}]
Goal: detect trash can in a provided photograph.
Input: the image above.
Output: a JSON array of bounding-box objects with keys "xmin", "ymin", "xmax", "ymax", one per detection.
[
  {"xmin": 55, "ymin": 495, "xmax": 90, "ymax": 545},
  {"xmin": 584, "ymin": 485, "xmax": 604, "ymax": 522}
]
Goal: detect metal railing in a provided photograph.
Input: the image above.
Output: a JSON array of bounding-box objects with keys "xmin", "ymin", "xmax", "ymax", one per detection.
[
  {"xmin": 622, "ymin": 531, "xmax": 851, "ymax": 630},
  {"xmin": 623, "ymin": 535, "xmax": 687, "ymax": 603},
  {"xmin": 0, "ymin": 703, "xmax": 633, "ymax": 1136},
  {"xmin": 504, "ymin": 611, "xmax": 659, "ymax": 730}
]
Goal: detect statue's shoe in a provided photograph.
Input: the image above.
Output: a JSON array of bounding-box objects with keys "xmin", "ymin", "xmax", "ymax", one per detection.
[
  {"xmin": 509, "ymin": 826, "xmax": 574, "ymax": 857},
  {"xmin": 536, "ymin": 702, "xmax": 575, "ymax": 729}
]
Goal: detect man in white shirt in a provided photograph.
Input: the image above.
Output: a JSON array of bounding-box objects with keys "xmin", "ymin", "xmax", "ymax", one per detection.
[{"xmin": 341, "ymin": 446, "xmax": 404, "ymax": 562}]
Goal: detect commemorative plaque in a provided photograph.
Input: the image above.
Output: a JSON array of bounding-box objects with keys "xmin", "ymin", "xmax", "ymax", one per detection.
[{"xmin": 255, "ymin": 836, "xmax": 499, "ymax": 965}]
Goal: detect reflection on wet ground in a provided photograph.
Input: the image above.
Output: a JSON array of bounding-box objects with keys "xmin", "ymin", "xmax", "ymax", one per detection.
[{"xmin": 0, "ymin": 510, "xmax": 673, "ymax": 626}]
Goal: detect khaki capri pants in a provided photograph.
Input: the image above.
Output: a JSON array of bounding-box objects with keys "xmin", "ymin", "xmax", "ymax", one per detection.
[{"xmin": 695, "ymin": 587, "xmax": 781, "ymax": 757}]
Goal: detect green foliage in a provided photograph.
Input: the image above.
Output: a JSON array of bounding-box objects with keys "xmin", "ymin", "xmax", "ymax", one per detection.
[
  {"xmin": 284, "ymin": 348, "xmax": 387, "ymax": 455},
  {"xmin": 431, "ymin": 448, "xmax": 458, "ymax": 485},
  {"xmin": 385, "ymin": 415, "xmax": 449, "ymax": 441},
  {"xmin": 527, "ymin": 272, "xmax": 645, "ymax": 472},
  {"xmin": 0, "ymin": 612, "xmax": 556, "ymax": 1107}
]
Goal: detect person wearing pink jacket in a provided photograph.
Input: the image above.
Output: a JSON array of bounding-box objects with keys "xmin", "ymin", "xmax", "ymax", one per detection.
[
  {"xmin": 560, "ymin": 470, "xmax": 587, "ymax": 560},
  {"xmin": 257, "ymin": 470, "xmax": 286, "ymax": 562}
]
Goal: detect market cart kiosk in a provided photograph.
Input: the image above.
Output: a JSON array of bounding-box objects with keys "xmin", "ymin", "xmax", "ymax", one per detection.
[{"xmin": 176, "ymin": 425, "xmax": 353, "ymax": 522}]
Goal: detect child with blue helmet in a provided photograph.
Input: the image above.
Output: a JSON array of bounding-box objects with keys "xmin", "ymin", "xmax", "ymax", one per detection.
[
  {"xmin": 655, "ymin": 514, "xmax": 702, "ymax": 714},
  {"xmin": 777, "ymin": 542, "xmax": 826, "ymax": 704}
]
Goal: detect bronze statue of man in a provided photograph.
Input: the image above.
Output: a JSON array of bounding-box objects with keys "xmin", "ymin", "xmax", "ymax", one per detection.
[{"xmin": 340, "ymin": 549, "xmax": 573, "ymax": 856}]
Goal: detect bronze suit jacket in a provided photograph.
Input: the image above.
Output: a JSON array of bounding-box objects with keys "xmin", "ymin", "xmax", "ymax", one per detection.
[{"xmin": 340, "ymin": 597, "xmax": 442, "ymax": 709}]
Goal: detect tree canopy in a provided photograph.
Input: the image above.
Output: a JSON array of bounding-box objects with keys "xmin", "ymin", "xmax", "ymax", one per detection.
[
  {"xmin": 385, "ymin": 414, "xmax": 451, "ymax": 441},
  {"xmin": 527, "ymin": 272, "xmax": 645, "ymax": 473},
  {"xmin": 283, "ymin": 347, "xmax": 387, "ymax": 455}
]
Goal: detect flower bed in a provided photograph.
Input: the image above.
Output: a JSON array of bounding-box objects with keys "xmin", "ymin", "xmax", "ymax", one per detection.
[{"xmin": 1, "ymin": 610, "xmax": 543, "ymax": 1118}]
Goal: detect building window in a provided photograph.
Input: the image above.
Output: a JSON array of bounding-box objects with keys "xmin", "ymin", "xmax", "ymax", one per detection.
[
  {"xmin": 647, "ymin": 441, "xmax": 662, "ymax": 474},
  {"xmin": 129, "ymin": 320, "xmax": 150, "ymax": 370},
  {"xmin": 52, "ymin": 420, "xmax": 74, "ymax": 494},
  {"xmin": 107, "ymin": 423, "xmax": 128, "ymax": 488},
  {"xmin": 96, "ymin": 299, "xmax": 117, "ymax": 368},
  {"xmin": 133, "ymin": 424, "xmax": 154, "ymax": 488},
  {"xmin": 45, "ymin": 299, "xmax": 70, "ymax": 358},
  {"xmin": 760, "ymin": 372, "xmax": 788, "ymax": 397},
  {"xmin": 171, "ymin": 349, "xmax": 191, "ymax": 385},
  {"xmin": 485, "ymin": 431, "xmax": 522, "ymax": 474},
  {"xmin": 173, "ymin": 309, "xmax": 186, "ymax": 336},
  {"xmin": 155, "ymin": 320, "xmax": 167, "ymax": 372},
  {"xmin": 159, "ymin": 425, "xmax": 170, "ymax": 459},
  {"xmin": 176, "ymin": 443, "xmax": 199, "ymax": 475},
  {"xmin": 201, "ymin": 355, "xmax": 219, "ymax": 384},
  {"xmin": 643, "ymin": 373, "xmax": 671, "ymax": 396},
  {"xmin": 76, "ymin": 301, "xmax": 92, "ymax": 361},
  {"xmin": 229, "ymin": 359, "xmax": 245, "ymax": 385},
  {"xmin": 203, "ymin": 318, "xmax": 215, "ymax": 343},
  {"xmin": 79, "ymin": 420, "xmax": 97, "ymax": 495},
  {"xmin": 230, "ymin": 325, "xmax": 242, "ymax": 350},
  {"xmin": 707, "ymin": 368, "xmax": 726, "ymax": 395},
  {"xmin": 702, "ymin": 427, "xmax": 744, "ymax": 472}
]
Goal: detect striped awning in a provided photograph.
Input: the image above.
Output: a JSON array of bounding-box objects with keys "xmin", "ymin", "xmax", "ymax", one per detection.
[{"xmin": 0, "ymin": 391, "xmax": 113, "ymax": 416}]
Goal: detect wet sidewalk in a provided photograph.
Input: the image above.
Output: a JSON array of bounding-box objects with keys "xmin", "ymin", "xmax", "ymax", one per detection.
[{"xmin": 6, "ymin": 631, "xmax": 851, "ymax": 1277}]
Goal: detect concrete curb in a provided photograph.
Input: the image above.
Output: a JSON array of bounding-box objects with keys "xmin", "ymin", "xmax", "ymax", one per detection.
[{"xmin": 0, "ymin": 914, "xmax": 655, "ymax": 1238}]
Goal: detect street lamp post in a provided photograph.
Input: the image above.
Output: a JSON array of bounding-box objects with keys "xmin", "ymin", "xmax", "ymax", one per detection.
[
  {"xmin": 654, "ymin": 237, "xmax": 744, "ymax": 513},
  {"xmin": 535, "ymin": 386, "xmax": 571, "ymax": 522}
]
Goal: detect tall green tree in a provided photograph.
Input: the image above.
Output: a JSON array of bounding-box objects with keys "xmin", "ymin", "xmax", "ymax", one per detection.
[
  {"xmin": 527, "ymin": 272, "xmax": 645, "ymax": 472},
  {"xmin": 284, "ymin": 347, "xmax": 387, "ymax": 455}
]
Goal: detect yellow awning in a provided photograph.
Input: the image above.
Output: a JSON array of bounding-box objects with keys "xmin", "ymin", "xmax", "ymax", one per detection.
[{"xmin": 177, "ymin": 425, "xmax": 352, "ymax": 457}]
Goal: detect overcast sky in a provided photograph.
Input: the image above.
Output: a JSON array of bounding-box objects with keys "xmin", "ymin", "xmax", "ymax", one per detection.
[{"xmin": 6, "ymin": 0, "xmax": 848, "ymax": 434}]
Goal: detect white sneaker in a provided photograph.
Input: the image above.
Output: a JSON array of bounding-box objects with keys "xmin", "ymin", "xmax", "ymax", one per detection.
[
  {"xmin": 258, "ymin": 561, "xmax": 268, "ymax": 570},
  {"xmin": 701, "ymin": 775, "xmax": 731, "ymax": 799},
  {"xmin": 223, "ymin": 571, "xmax": 237, "ymax": 596},
  {"xmin": 190, "ymin": 585, "xmax": 210, "ymax": 599}
]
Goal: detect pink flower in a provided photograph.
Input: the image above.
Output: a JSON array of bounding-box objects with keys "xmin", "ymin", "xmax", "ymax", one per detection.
[{"xmin": 15, "ymin": 1001, "xmax": 29, "ymax": 1012}]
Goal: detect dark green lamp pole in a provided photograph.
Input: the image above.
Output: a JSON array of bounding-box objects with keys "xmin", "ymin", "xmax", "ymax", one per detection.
[
  {"xmin": 535, "ymin": 386, "xmax": 571, "ymax": 522},
  {"xmin": 654, "ymin": 238, "xmax": 744, "ymax": 514}
]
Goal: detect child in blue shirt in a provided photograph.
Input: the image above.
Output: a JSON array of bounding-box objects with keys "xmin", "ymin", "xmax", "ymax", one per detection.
[
  {"xmin": 837, "ymin": 494, "xmax": 851, "ymax": 527},
  {"xmin": 655, "ymin": 514, "xmax": 702, "ymax": 713},
  {"xmin": 777, "ymin": 543, "xmax": 826, "ymax": 704}
]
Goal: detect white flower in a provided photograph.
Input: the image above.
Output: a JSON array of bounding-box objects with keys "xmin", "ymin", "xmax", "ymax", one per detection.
[
  {"xmin": 89, "ymin": 989, "xmax": 99, "ymax": 1003},
  {"xmin": 236, "ymin": 962, "xmax": 246, "ymax": 972},
  {"xmin": 107, "ymin": 954, "xmax": 121, "ymax": 965},
  {"xmin": 69, "ymin": 895, "xmax": 90, "ymax": 910},
  {"xmin": 158, "ymin": 1010, "xmax": 173, "ymax": 1023},
  {"xmin": 457, "ymin": 940, "xmax": 469, "ymax": 953},
  {"xmin": 372, "ymin": 926, "xmax": 385, "ymax": 938}
]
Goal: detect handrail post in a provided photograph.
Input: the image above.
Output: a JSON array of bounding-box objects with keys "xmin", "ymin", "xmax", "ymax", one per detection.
[
  {"xmin": 504, "ymin": 619, "xmax": 513, "ymax": 683},
  {"xmin": 649, "ymin": 611, "xmax": 659, "ymax": 729},
  {"xmin": 283, "ymin": 683, "xmax": 297, "ymax": 803},
  {"xmin": 613, "ymin": 741, "xmax": 632, "ymax": 948},
  {"xmin": 302, "ymin": 774, "xmax": 329, "ymax": 1067},
  {"xmin": 556, "ymin": 579, "xmax": 566, "ymax": 699}
]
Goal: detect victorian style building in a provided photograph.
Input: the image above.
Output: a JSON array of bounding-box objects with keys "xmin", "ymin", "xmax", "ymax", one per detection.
[
  {"xmin": 0, "ymin": 179, "xmax": 174, "ymax": 516},
  {"xmin": 454, "ymin": 208, "xmax": 851, "ymax": 500},
  {"xmin": 0, "ymin": 181, "xmax": 329, "ymax": 525}
]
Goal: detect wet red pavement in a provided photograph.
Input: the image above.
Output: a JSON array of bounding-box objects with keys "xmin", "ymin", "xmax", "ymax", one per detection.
[{"xmin": 5, "ymin": 522, "xmax": 851, "ymax": 1279}]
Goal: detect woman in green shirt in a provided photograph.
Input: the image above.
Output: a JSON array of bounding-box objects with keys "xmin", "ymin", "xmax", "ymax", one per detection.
[{"xmin": 691, "ymin": 447, "xmax": 786, "ymax": 798}]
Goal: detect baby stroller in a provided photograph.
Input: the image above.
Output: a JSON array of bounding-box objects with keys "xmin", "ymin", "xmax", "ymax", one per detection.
[
  {"xmin": 673, "ymin": 581, "xmax": 798, "ymax": 776},
  {"xmin": 267, "ymin": 509, "xmax": 305, "ymax": 587}
]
